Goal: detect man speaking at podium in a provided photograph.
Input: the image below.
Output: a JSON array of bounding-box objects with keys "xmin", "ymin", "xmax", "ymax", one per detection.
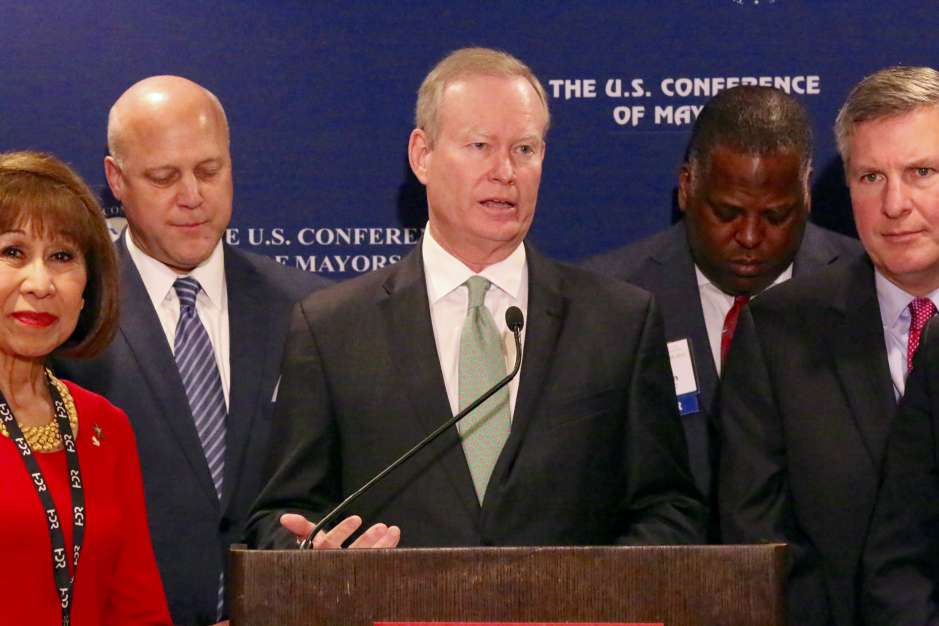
[{"xmin": 246, "ymin": 47, "xmax": 706, "ymax": 549}]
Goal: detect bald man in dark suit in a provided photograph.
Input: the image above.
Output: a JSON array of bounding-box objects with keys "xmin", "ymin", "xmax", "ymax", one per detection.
[{"xmin": 56, "ymin": 76, "xmax": 327, "ymax": 626}]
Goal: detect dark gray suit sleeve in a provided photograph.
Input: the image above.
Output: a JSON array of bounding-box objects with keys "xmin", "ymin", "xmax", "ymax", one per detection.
[
  {"xmin": 864, "ymin": 331, "xmax": 939, "ymax": 626},
  {"xmin": 718, "ymin": 307, "xmax": 829, "ymax": 626},
  {"xmin": 617, "ymin": 296, "xmax": 708, "ymax": 545},
  {"xmin": 244, "ymin": 298, "xmax": 341, "ymax": 549}
]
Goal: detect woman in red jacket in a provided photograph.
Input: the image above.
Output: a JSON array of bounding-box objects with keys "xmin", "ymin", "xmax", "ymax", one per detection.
[{"xmin": 0, "ymin": 151, "xmax": 171, "ymax": 626}]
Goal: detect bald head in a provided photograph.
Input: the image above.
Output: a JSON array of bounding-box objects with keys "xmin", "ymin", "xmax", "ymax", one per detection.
[
  {"xmin": 103, "ymin": 75, "xmax": 234, "ymax": 272},
  {"xmin": 107, "ymin": 75, "xmax": 229, "ymax": 167}
]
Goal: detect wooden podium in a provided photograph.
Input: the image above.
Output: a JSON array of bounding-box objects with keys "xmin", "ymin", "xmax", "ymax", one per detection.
[{"xmin": 229, "ymin": 544, "xmax": 785, "ymax": 626}]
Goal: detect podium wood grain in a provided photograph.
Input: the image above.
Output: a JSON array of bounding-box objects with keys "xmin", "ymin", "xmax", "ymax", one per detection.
[{"xmin": 229, "ymin": 545, "xmax": 785, "ymax": 626}]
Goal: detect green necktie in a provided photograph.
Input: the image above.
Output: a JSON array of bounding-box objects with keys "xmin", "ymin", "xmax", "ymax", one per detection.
[{"xmin": 458, "ymin": 276, "xmax": 511, "ymax": 504}]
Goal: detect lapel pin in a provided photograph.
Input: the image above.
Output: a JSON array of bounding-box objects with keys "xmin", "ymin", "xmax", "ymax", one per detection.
[{"xmin": 91, "ymin": 423, "xmax": 104, "ymax": 447}]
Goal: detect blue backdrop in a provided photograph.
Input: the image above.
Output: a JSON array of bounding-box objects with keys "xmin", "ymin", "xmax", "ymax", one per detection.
[{"xmin": 3, "ymin": 2, "xmax": 937, "ymax": 278}]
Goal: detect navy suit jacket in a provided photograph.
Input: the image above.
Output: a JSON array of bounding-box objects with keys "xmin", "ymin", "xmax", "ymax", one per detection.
[
  {"xmin": 55, "ymin": 238, "xmax": 327, "ymax": 626},
  {"xmin": 719, "ymin": 254, "xmax": 897, "ymax": 626},
  {"xmin": 863, "ymin": 318, "xmax": 939, "ymax": 626},
  {"xmin": 582, "ymin": 221, "xmax": 861, "ymax": 496},
  {"xmin": 246, "ymin": 242, "xmax": 707, "ymax": 549}
]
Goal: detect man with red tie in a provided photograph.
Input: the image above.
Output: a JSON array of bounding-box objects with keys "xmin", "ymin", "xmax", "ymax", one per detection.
[
  {"xmin": 718, "ymin": 66, "xmax": 939, "ymax": 626},
  {"xmin": 583, "ymin": 86, "xmax": 859, "ymax": 500}
]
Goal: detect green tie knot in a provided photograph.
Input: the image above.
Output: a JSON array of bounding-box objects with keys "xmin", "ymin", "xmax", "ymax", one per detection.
[{"xmin": 465, "ymin": 275, "xmax": 491, "ymax": 310}]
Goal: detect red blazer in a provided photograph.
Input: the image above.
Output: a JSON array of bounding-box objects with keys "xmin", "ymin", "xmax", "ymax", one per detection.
[{"xmin": 0, "ymin": 379, "xmax": 171, "ymax": 626}]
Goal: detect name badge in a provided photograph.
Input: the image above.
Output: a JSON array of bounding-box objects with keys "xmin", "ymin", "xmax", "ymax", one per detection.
[{"xmin": 667, "ymin": 338, "xmax": 700, "ymax": 416}]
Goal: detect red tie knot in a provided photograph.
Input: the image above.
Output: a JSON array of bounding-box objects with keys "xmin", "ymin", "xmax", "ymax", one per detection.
[{"xmin": 907, "ymin": 297, "xmax": 937, "ymax": 373}]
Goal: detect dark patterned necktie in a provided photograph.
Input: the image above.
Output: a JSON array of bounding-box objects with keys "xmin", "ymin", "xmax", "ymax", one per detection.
[{"xmin": 907, "ymin": 297, "xmax": 937, "ymax": 373}]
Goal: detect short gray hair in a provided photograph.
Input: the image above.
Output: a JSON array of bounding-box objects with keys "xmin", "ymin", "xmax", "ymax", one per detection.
[
  {"xmin": 835, "ymin": 66, "xmax": 939, "ymax": 165},
  {"xmin": 415, "ymin": 47, "xmax": 550, "ymax": 145}
]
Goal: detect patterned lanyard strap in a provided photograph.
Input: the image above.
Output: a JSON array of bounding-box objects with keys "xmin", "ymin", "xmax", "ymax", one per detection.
[{"xmin": 0, "ymin": 373, "xmax": 84, "ymax": 626}]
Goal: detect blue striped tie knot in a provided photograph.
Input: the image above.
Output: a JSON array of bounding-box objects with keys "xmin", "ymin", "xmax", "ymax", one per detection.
[{"xmin": 174, "ymin": 276, "xmax": 200, "ymax": 311}]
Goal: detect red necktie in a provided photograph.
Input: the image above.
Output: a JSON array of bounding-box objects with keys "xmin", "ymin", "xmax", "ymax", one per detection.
[
  {"xmin": 721, "ymin": 295, "xmax": 750, "ymax": 365},
  {"xmin": 907, "ymin": 297, "xmax": 937, "ymax": 372}
]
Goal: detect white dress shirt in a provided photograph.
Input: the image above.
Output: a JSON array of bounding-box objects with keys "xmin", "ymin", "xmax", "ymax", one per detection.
[
  {"xmin": 697, "ymin": 263, "xmax": 793, "ymax": 375},
  {"xmin": 125, "ymin": 229, "xmax": 231, "ymax": 408},
  {"xmin": 422, "ymin": 226, "xmax": 528, "ymax": 419},
  {"xmin": 875, "ymin": 270, "xmax": 939, "ymax": 399}
]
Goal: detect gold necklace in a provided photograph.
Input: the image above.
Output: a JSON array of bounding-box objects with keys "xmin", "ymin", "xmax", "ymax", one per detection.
[{"xmin": 0, "ymin": 373, "xmax": 79, "ymax": 453}]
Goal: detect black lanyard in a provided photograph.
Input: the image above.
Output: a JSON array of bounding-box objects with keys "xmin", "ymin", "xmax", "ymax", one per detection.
[{"xmin": 0, "ymin": 374, "xmax": 84, "ymax": 626}]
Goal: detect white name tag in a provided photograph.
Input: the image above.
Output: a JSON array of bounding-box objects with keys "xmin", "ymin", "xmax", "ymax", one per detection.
[{"xmin": 667, "ymin": 338, "xmax": 698, "ymax": 396}]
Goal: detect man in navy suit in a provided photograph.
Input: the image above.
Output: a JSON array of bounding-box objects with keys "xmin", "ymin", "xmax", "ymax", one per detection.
[
  {"xmin": 583, "ymin": 86, "xmax": 860, "ymax": 499},
  {"xmin": 56, "ymin": 76, "xmax": 327, "ymax": 626},
  {"xmin": 246, "ymin": 48, "xmax": 706, "ymax": 550},
  {"xmin": 720, "ymin": 66, "xmax": 939, "ymax": 626}
]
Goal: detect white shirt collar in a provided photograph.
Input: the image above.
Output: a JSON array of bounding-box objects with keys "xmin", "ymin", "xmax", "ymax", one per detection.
[
  {"xmin": 422, "ymin": 223, "xmax": 526, "ymax": 304},
  {"xmin": 124, "ymin": 228, "xmax": 226, "ymax": 308},
  {"xmin": 694, "ymin": 263, "xmax": 793, "ymax": 296},
  {"xmin": 876, "ymin": 270, "xmax": 913, "ymax": 329},
  {"xmin": 874, "ymin": 269, "xmax": 939, "ymax": 328}
]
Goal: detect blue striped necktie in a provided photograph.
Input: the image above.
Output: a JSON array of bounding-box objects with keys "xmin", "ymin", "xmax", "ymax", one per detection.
[
  {"xmin": 173, "ymin": 277, "xmax": 228, "ymax": 618},
  {"xmin": 173, "ymin": 277, "xmax": 227, "ymax": 500}
]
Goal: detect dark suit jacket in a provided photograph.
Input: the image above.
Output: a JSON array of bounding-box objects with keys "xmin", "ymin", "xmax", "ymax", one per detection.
[
  {"xmin": 863, "ymin": 318, "xmax": 939, "ymax": 626},
  {"xmin": 246, "ymin": 242, "xmax": 707, "ymax": 549},
  {"xmin": 582, "ymin": 221, "xmax": 861, "ymax": 496},
  {"xmin": 719, "ymin": 254, "xmax": 896, "ymax": 626},
  {"xmin": 55, "ymin": 238, "xmax": 327, "ymax": 626}
]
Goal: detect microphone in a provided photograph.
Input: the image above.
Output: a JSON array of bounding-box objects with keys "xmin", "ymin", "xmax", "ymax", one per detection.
[
  {"xmin": 299, "ymin": 306, "xmax": 525, "ymax": 549},
  {"xmin": 505, "ymin": 305, "xmax": 524, "ymax": 333}
]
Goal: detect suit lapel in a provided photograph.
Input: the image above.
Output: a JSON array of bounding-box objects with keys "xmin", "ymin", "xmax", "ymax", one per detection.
[
  {"xmin": 489, "ymin": 244, "xmax": 565, "ymax": 489},
  {"xmin": 828, "ymin": 257, "xmax": 896, "ymax": 467},
  {"xmin": 379, "ymin": 248, "xmax": 481, "ymax": 520},
  {"xmin": 645, "ymin": 224, "xmax": 717, "ymax": 410},
  {"xmin": 220, "ymin": 247, "xmax": 268, "ymax": 513},
  {"xmin": 793, "ymin": 222, "xmax": 846, "ymax": 271},
  {"xmin": 115, "ymin": 240, "xmax": 219, "ymax": 505}
]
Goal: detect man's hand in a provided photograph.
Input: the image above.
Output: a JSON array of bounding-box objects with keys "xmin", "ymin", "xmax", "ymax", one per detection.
[{"xmin": 280, "ymin": 513, "xmax": 401, "ymax": 549}]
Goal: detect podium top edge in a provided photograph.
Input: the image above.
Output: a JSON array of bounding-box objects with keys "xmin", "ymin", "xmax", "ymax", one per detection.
[{"xmin": 229, "ymin": 543, "xmax": 786, "ymax": 554}]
